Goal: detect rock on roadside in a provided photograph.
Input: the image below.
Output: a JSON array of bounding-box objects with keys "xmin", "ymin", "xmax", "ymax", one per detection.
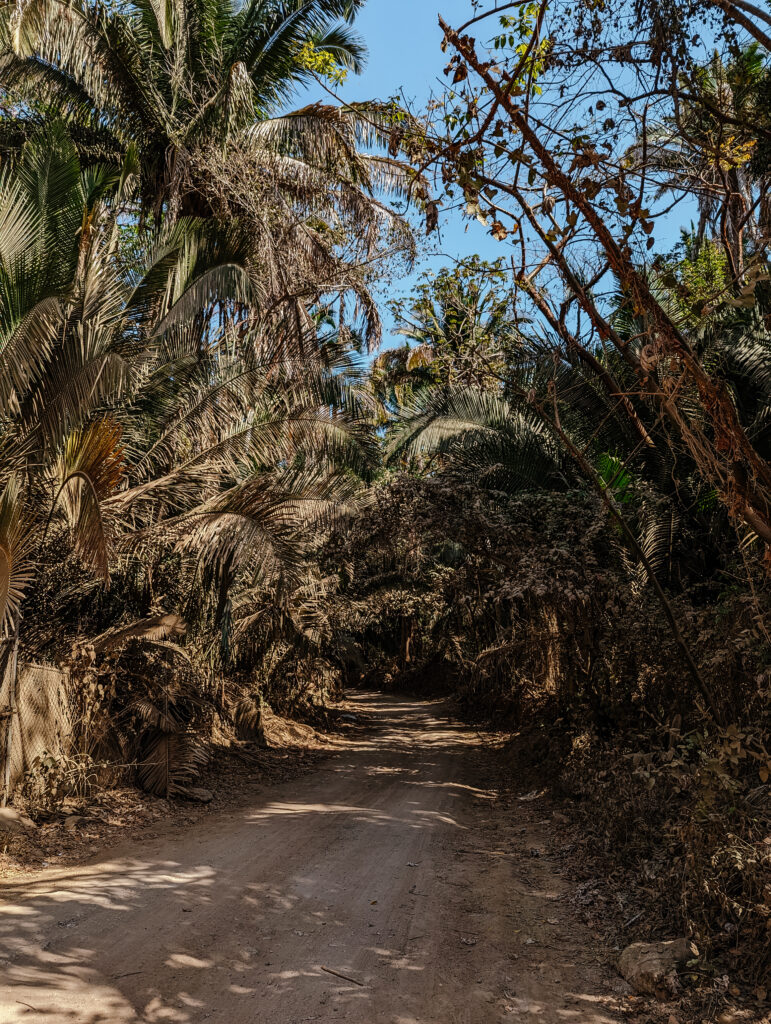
[
  {"xmin": 176, "ymin": 786, "xmax": 214, "ymax": 803},
  {"xmin": 0, "ymin": 807, "xmax": 37, "ymax": 832},
  {"xmin": 618, "ymin": 938, "xmax": 698, "ymax": 998}
]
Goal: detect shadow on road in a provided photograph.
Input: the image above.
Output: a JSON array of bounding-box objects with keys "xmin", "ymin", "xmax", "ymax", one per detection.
[{"xmin": 0, "ymin": 693, "xmax": 621, "ymax": 1024}]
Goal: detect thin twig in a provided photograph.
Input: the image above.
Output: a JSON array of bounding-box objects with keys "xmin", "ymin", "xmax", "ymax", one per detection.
[{"xmin": 320, "ymin": 966, "xmax": 364, "ymax": 987}]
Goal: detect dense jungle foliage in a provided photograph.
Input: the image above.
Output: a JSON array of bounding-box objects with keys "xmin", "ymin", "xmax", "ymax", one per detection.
[{"xmin": 0, "ymin": 0, "xmax": 769, "ymax": 994}]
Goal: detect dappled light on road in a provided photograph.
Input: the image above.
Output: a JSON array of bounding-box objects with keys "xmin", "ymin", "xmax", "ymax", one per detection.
[{"xmin": 1, "ymin": 694, "xmax": 622, "ymax": 1024}]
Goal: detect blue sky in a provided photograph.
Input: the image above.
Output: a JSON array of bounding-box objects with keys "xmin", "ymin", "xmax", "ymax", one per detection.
[
  {"xmin": 290, "ymin": 1, "xmax": 708, "ymax": 351},
  {"xmin": 297, "ymin": 1, "xmax": 501, "ymax": 346}
]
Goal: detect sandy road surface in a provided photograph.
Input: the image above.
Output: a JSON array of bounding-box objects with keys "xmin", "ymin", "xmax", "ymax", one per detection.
[{"xmin": 0, "ymin": 693, "xmax": 621, "ymax": 1024}]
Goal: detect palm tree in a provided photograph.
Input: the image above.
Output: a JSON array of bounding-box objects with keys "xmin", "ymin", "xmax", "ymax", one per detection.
[
  {"xmin": 195, "ymin": 109, "xmax": 418, "ymax": 354},
  {"xmin": 0, "ymin": 121, "xmax": 379, "ymax": 620},
  {"xmin": 0, "ymin": 125, "xmax": 376, "ymax": 622},
  {"xmin": 385, "ymin": 268, "xmax": 758, "ymax": 591},
  {"xmin": 3, "ymin": 0, "xmax": 369, "ymax": 213},
  {"xmin": 387, "ymin": 258, "xmax": 519, "ymax": 386},
  {"xmin": 387, "ymin": 386, "xmax": 566, "ymax": 494},
  {"xmin": 0, "ymin": 128, "xmax": 380, "ymax": 793},
  {"xmin": 0, "ymin": 126, "xmax": 254, "ymax": 624},
  {"xmin": 2, "ymin": 1, "xmax": 422, "ymax": 355},
  {"xmin": 634, "ymin": 45, "xmax": 770, "ymax": 280},
  {"xmin": 3, "ymin": 0, "xmax": 419, "ymax": 218}
]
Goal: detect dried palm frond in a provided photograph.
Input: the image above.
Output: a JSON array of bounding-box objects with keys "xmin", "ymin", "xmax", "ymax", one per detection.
[
  {"xmin": 91, "ymin": 613, "xmax": 186, "ymax": 653},
  {"xmin": 52, "ymin": 418, "xmax": 126, "ymax": 582},
  {"xmin": 234, "ymin": 691, "xmax": 266, "ymax": 742},
  {"xmin": 137, "ymin": 729, "xmax": 207, "ymax": 797},
  {"xmin": 0, "ymin": 476, "xmax": 35, "ymax": 633}
]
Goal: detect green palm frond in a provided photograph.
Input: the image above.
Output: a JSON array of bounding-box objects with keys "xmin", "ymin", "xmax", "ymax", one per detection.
[{"xmin": 388, "ymin": 387, "xmax": 564, "ymax": 493}]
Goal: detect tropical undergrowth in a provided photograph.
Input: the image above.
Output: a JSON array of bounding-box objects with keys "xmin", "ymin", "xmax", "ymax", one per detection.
[
  {"xmin": 318, "ymin": 238, "xmax": 771, "ymax": 986},
  {"xmin": 319, "ymin": 468, "xmax": 770, "ymax": 985}
]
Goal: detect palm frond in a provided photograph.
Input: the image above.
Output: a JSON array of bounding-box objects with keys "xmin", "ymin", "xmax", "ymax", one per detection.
[
  {"xmin": 0, "ymin": 476, "xmax": 35, "ymax": 634},
  {"xmin": 53, "ymin": 418, "xmax": 126, "ymax": 582},
  {"xmin": 137, "ymin": 729, "xmax": 207, "ymax": 796}
]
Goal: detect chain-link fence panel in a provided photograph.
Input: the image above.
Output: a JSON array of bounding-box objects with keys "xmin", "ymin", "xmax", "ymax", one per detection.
[{"xmin": 0, "ymin": 650, "xmax": 70, "ymax": 802}]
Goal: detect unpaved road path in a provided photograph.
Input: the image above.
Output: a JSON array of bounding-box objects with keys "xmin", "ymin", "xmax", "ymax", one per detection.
[{"xmin": 1, "ymin": 693, "xmax": 621, "ymax": 1024}]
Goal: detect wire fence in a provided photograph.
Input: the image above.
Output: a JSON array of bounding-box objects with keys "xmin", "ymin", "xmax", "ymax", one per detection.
[{"xmin": 0, "ymin": 641, "xmax": 70, "ymax": 803}]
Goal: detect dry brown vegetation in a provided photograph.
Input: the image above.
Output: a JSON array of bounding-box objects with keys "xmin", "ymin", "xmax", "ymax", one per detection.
[{"xmin": 0, "ymin": 0, "xmax": 769, "ymax": 1017}]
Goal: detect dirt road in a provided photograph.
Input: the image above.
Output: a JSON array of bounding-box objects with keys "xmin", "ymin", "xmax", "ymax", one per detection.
[{"xmin": 1, "ymin": 693, "xmax": 621, "ymax": 1023}]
